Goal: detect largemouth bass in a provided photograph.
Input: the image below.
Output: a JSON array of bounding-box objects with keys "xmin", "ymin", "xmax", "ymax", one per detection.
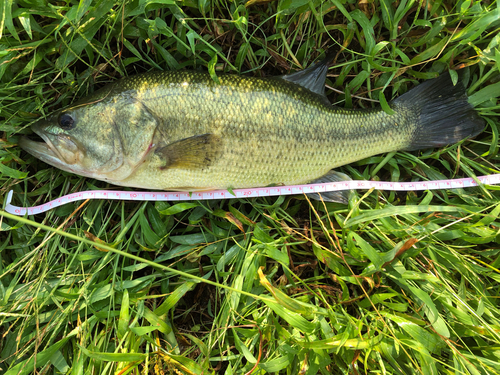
[{"xmin": 20, "ymin": 56, "xmax": 484, "ymax": 203}]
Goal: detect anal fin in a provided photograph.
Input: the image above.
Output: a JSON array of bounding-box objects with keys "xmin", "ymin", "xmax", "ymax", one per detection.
[{"xmin": 306, "ymin": 170, "xmax": 352, "ymax": 204}]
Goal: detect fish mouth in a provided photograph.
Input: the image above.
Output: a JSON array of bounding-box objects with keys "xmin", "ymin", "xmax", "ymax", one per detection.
[{"xmin": 19, "ymin": 122, "xmax": 81, "ymax": 171}]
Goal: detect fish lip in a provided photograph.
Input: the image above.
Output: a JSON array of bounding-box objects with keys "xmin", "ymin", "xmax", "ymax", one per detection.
[
  {"xmin": 19, "ymin": 135, "xmax": 70, "ymax": 172},
  {"xmin": 19, "ymin": 122, "xmax": 78, "ymax": 169}
]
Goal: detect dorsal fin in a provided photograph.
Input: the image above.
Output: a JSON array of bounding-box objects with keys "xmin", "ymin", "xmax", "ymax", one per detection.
[{"xmin": 281, "ymin": 51, "xmax": 335, "ymax": 97}]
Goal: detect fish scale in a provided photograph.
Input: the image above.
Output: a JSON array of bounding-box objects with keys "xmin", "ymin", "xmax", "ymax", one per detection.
[{"xmin": 123, "ymin": 72, "xmax": 407, "ymax": 189}]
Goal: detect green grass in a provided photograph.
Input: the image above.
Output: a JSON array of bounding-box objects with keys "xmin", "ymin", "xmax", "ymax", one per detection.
[{"xmin": 1, "ymin": 0, "xmax": 500, "ymax": 374}]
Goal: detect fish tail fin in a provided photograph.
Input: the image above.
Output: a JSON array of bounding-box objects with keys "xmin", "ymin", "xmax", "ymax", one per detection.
[{"xmin": 392, "ymin": 72, "xmax": 484, "ymax": 151}]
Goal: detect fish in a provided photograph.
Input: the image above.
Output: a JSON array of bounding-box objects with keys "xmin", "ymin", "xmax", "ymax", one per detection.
[{"xmin": 19, "ymin": 54, "xmax": 484, "ymax": 203}]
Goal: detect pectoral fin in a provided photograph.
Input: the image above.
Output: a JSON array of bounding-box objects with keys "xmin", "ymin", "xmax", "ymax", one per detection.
[
  {"xmin": 155, "ymin": 134, "xmax": 222, "ymax": 170},
  {"xmin": 306, "ymin": 170, "xmax": 353, "ymax": 204}
]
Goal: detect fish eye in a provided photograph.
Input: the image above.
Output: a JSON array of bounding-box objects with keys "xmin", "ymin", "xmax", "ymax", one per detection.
[{"xmin": 58, "ymin": 113, "xmax": 74, "ymax": 130}]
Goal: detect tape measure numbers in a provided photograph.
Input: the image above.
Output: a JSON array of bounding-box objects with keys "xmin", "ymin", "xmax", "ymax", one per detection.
[{"xmin": 4, "ymin": 174, "xmax": 499, "ymax": 216}]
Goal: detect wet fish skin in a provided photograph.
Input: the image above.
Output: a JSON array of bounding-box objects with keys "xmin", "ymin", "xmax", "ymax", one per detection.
[
  {"xmin": 19, "ymin": 60, "xmax": 484, "ymax": 202},
  {"xmin": 119, "ymin": 71, "xmax": 411, "ymax": 188}
]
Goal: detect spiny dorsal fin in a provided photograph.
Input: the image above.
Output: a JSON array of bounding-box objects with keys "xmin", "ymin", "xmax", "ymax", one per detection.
[
  {"xmin": 281, "ymin": 51, "xmax": 335, "ymax": 97},
  {"xmin": 155, "ymin": 134, "xmax": 222, "ymax": 170}
]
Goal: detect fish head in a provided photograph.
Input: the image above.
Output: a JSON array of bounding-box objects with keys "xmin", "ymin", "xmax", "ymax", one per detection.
[{"xmin": 19, "ymin": 94, "xmax": 158, "ymax": 182}]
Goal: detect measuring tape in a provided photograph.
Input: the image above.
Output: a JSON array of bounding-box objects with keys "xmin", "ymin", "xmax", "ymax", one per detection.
[{"xmin": 4, "ymin": 174, "xmax": 499, "ymax": 216}]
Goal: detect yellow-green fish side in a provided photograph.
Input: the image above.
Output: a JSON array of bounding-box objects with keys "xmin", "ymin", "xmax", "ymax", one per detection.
[{"xmin": 90, "ymin": 71, "xmax": 413, "ymax": 189}]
